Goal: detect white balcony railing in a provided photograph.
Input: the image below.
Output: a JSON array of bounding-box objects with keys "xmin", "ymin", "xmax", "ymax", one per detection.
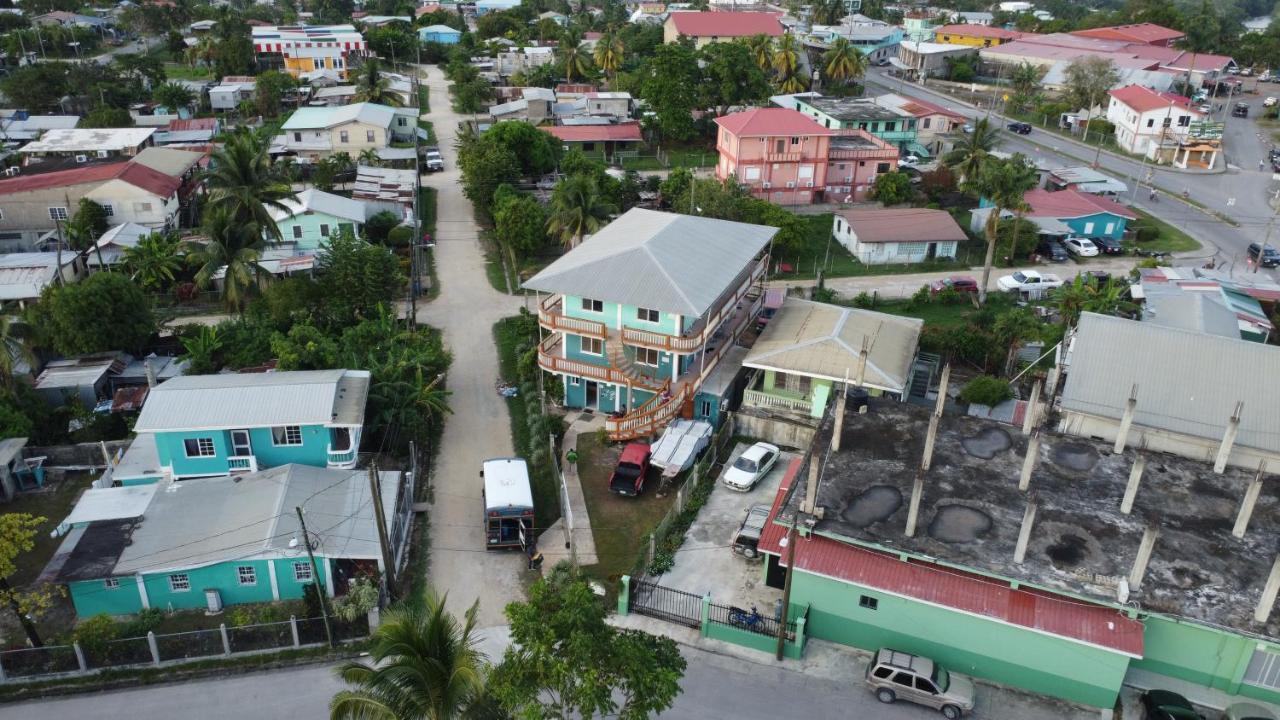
[
  {"xmin": 327, "ymin": 444, "xmax": 358, "ymax": 468},
  {"xmin": 227, "ymin": 455, "xmax": 258, "ymax": 473}
]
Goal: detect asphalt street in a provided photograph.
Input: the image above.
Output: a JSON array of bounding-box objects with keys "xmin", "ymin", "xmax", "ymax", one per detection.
[{"xmin": 865, "ymin": 70, "xmax": 1280, "ymax": 280}]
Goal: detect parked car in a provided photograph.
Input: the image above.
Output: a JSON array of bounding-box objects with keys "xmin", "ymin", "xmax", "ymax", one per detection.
[
  {"xmin": 1266, "ymin": 96, "xmax": 1278, "ymax": 108},
  {"xmin": 1234, "ymin": 102, "xmax": 1250, "ymax": 118},
  {"xmin": 1226, "ymin": 702, "xmax": 1277, "ymax": 720},
  {"xmin": 930, "ymin": 275, "xmax": 979, "ymax": 295},
  {"xmin": 1091, "ymin": 236, "xmax": 1124, "ymax": 255},
  {"xmin": 1078, "ymin": 270, "xmax": 1111, "ymax": 286},
  {"xmin": 732, "ymin": 504, "xmax": 771, "ymax": 558},
  {"xmin": 865, "ymin": 648, "xmax": 976, "ymax": 719},
  {"xmin": 961, "ymin": 123, "xmax": 974, "ymax": 133},
  {"xmin": 1196, "ymin": 103, "xmax": 1213, "ymax": 114},
  {"xmin": 1006, "ymin": 121, "xmax": 1032, "ymax": 134},
  {"xmin": 609, "ymin": 443, "xmax": 651, "ymax": 496},
  {"xmin": 424, "ymin": 147, "xmax": 444, "ymax": 172},
  {"xmin": 876, "ymin": 57, "xmax": 891, "ymax": 66},
  {"xmin": 1035, "ymin": 238, "xmax": 1070, "ymax": 262},
  {"xmin": 1140, "ymin": 689, "xmax": 1205, "ymax": 720},
  {"xmin": 1249, "ymin": 242, "xmax": 1280, "ymax": 268},
  {"xmin": 997, "ymin": 270, "xmax": 1065, "ymax": 293},
  {"xmin": 722, "ymin": 442, "xmax": 780, "ymax": 492},
  {"xmin": 1062, "ymin": 236, "xmax": 1100, "ymax": 257}
]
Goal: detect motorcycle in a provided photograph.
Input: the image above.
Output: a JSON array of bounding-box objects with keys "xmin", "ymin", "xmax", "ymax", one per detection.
[{"xmin": 728, "ymin": 605, "xmax": 763, "ymax": 630}]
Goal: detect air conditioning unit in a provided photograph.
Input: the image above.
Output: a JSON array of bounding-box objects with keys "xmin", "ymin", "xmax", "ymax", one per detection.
[
  {"xmin": 74, "ymin": 154, "xmax": 87, "ymax": 163},
  {"xmin": 785, "ymin": 181, "xmax": 796, "ymax": 188},
  {"xmin": 4, "ymin": 167, "xmax": 18, "ymax": 176},
  {"xmin": 844, "ymin": 176, "xmax": 853, "ymax": 183},
  {"xmin": 761, "ymin": 181, "xmax": 771, "ymax": 188},
  {"xmin": 805, "ymin": 181, "xmax": 814, "ymax": 188},
  {"xmin": 204, "ymin": 588, "xmax": 223, "ymax": 615},
  {"xmin": 96, "ymin": 150, "xmax": 108, "ymax": 158}
]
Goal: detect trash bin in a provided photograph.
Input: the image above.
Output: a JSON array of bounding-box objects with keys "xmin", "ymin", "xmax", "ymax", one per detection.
[{"xmin": 847, "ymin": 387, "xmax": 870, "ymax": 414}]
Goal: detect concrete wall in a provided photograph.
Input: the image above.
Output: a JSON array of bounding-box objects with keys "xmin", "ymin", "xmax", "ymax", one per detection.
[
  {"xmin": 1136, "ymin": 614, "xmax": 1280, "ymax": 706},
  {"xmin": 1056, "ymin": 410, "xmax": 1280, "ymax": 474},
  {"xmin": 27, "ymin": 440, "xmax": 131, "ymax": 468},
  {"xmin": 735, "ymin": 409, "xmax": 817, "ymax": 450}
]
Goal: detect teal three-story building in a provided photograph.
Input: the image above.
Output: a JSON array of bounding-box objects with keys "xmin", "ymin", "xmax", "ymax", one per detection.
[{"xmin": 523, "ymin": 208, "xmax": 777, "ymax": 441}]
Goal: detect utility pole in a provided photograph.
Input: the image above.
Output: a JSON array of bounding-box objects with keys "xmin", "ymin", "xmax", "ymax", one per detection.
[
  {"xmin": 368, "ymin": 465, "xmax": 396, "ymax": 601},
  {"xmin": 295, "ymin": 506, "xmax": 335, "ymax": 648},
  {"xmin": 408, "ymin": 41, "xmax": 422, "ymax": 332},
  {"xmin": 774, "ymin": 520, "xmax": 798, "ymax": 661}
]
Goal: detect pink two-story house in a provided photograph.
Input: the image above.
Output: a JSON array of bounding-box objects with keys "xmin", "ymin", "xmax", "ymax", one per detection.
[{"xmin": 715, "ymin": 108, "xmax": 899, "ymax": 206}]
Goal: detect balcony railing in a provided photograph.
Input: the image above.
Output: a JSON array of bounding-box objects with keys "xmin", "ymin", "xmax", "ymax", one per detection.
[
  {"xmin": 536, "ymin": 335, "xmax": 665, "ymax": 392},
  {"xmin": 620, "ymin": 259, "xmax": 766, "ymax": 353},
  {"xmin": 227, "ymin": 455, "xmax": 258, "ymax": 473},
  {"xmin": 327, "ymin": 445, "xmax": 358, "ymax": 468},
  {"xmin": 743, "ymin": 389, "xmax": 811, "ymax": 414},
  {"xmin": 605, "ymin": 384, "xmax": 691, "ymax": 440},
  {"xmin": 537, "ymin": 295, "xmax": 607, "ymax": 339}
]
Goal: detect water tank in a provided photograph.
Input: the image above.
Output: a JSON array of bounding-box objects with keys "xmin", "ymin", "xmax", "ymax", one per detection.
[
  {"xmin": 204, "ymin": 588, "xmax": 223, "ymax": 615},
  {"xmin": 847, "ymin": 387, "xmax": 870, "ymax": 414}
]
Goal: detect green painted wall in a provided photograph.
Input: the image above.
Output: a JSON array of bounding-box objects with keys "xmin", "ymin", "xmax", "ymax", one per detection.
[
  {"xmin": 271, "ymin": 557, "xmax": 332, "ymax": 600},
  {"xmin": 157, "ymin": 430, "xmax": 233, "ymax": 478},
  {"xmin": 563, "ymin": 295, "xmax": 686, "ymax": 335},
  {"xmin": 69, "ymin": 578, "xmax": 145, "ymax": 617},
  {"xmin": 119, "ymin": 476, "xmax": 161, "ymax": 486},
  {"xmin": 154, "ymin": 425, "xmax": 335, "ymax": 477},
  {"xmin": 786, "ymin": 567, "xmax": 1131, "ymax": 708},
  {"xmin": 245, "ymin": 425, "xmax": 330, "ymax": 468},
  {"xmin": 1135, "ymin": 614, "xmax": 1280, "ymax": 706},
  {"xmin": 277, "ymin": 212, "xmax": 359, "ymax": 250}
]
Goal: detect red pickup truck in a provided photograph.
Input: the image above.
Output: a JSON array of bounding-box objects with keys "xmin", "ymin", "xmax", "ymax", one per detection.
[{"xmin": 609, "ymin": 443, "xmax": 651, "ymax": 497}]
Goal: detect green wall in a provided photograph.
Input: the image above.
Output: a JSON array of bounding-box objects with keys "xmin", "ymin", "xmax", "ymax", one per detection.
[
  {"xmin": 277, "ymin": 212, "xmax": 358, "ymax": 250},
  {"xmin": 787, "ymin": 568, "xmax": 1132, "ymax": 708},
  {"xmin": 156, "ymin": 429, "xmax": 233, "ymax": 478},
  {"xmin": 155, "ymin": 425, "xmax": 335, "ymax": 478},
  {"xmin": 69, "ymin": 578, "xmax": 145, "ymax": 617},
  {"xmin": 1136, "ymin": 614, "xmax": 1280, "ymax": 706},
  {"xmin": 563, "ymin": 294, "xmax": 686, "ymax": 335},
  {"xmin": 245, "ymin": 425, "xmax": 330, "ymax": 468}
]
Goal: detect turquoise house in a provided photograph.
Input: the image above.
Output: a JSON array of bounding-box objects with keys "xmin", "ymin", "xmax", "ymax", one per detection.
[
  {"xmin": 418, "ymin": 24, "xmax": 462, "ymax": 44},
  {"xmin": 522, "ymin": 208, "xmax": 776, "ymax": 441},
  {"xmin": 977, "ymin": 189, "xmax": 1137, "ymax": 241},
  {"xmin": 792, "ymin": 96, "xmax": 924, "ymax": 156},
  {"xmin": 112, "ymin": 369, "xmax": 370, "ymax": 484},
  {"xmin": 271, "ymin": 188, "xmax": 401, "ymax": 250},
  {"xmin": 52, "ymin": 464, "xmax": 403, "ymax": 618}
]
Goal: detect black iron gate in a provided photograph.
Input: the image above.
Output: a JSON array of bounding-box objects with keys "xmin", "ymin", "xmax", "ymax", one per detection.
[{"xmin": 630, "ymin": 579, "xmax": 703, "ymax": 629}]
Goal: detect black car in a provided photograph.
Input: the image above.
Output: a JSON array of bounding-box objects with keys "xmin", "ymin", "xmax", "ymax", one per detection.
[
  {"xmin": 1249, "ymin": 242, "xmax": 1280, "ymax": 268},
  {"xmin": 1091, "ymin": 236, "xmax": 1124, "ymax": 255},
  {"xmin": 1140, "ymin": 689, "xmax": 1204, "ymax": 720},
  {"xmin": 1036, "ymin": 238, "xmax": 1069, "ymax": 262},
  {"xmin": 1006, "ymin": 122, "xmax": 1032, "ymax": 134}
]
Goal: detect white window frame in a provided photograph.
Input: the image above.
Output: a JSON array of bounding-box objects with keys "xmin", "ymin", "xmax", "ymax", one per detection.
[
  {"xmin": 169, "ymin": 573, "xmax": 191, "ymax": 592},
  {"xmin": 48, "ymin": 206, "xmax": 68, "ymax": 221},
  {"xmin": 271, "ymin": 425, "xmax": 303, "ymax": 446},
  {"xmin": 636, "ymin": 347, "xmax": 660, "ymax": 367},
  {"xmin": 293, "ymin": 561, "xmax": 313, "ymax": 582},
  {"xmin": 580, "ymin": 298, "xmax": 603, "ymax": 313},
  {"xmin": 104, "ymin": 577, "xmax": 120, "ymax": 589},
  {"xmin": 1082, "ymin": 222, "xmax": 1095, "ymax": 234},
  {"xmin": 636, "ymin": 307, "xmax": 660, "ymax": 323},
  {"xmin": 99, "ymin": 203, "xmax": 114, "ymax": 217},
  {"xmin": 237, "ymin": 565, "xmax": 257, "ymax": 586},
  {"xmin": 366, "ymin": 130, "xmax": 375, "ymax": 142},
  {"xmin": 292, "ymin": 225, "xmax": 303, "ymax": 239},
  {"xmin": 568, "ymin": 377, "xmax": 581, "ymax": 386},
  {"xmin": 580, "ymin": 337, "xmax": 603, "ymax": 356},
  {"xmin": 184, "ymin": 437, "xmax": 216, "ymax": 457}
]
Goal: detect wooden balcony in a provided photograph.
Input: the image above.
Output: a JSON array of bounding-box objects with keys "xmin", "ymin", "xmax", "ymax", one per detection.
[
  {"xmin": 537, "ymin": 295, "xmax": 607, "ymax": 339},
  {"xmin": 743, "ymin": 389, "xmax": 811, "ymax": 414},
  {"xmin": 536, "ymin": 335, "xmax": 664, "ymax": 392},
  {"xmin": 620, "ymin": 259, "xmax": 766, "ymax": 353}
]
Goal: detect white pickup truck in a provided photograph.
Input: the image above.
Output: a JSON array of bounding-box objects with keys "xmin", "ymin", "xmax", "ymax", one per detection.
[{"xmin": 997, "ymin": 270, "xmax": 1064, "ymax": 296}]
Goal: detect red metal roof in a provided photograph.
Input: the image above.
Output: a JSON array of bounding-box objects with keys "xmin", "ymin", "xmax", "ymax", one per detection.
[
  {"xmin": 1108, "ymin": 84, "xmax": 1197, "ymax": 114},
  {"xmin": 1072, "ymin": 23, "xmax": 1184, "ymax": 46},
  {"xmin": 934, "ymin": 24, "xmax": 1027, "ymax": 41},
  {"xmin": 1023, "ymin": 189, "xmax": 1137, "ymax": 221},
  {"xmin": 896, "ymin": 96, "xmax": 966, "ymax": 121},
  {"xmin": 758, "ymin": 459, "xmax": 1145, "ymax": 658},
  {"xmin": 167, "ymin": 117, "xmax": 218, "ymax": 132},
  {"xmin": 542, "ymin": 123, "xmax": 643, "ymax": 142},
  {"xmin": 667, "ymin": 11, "xmax": 783, "ymax": 38},
  {"xmin": 714, "ymin": 107, "xmax": 831, "ymax": 138},
  {"xmin": 0, "ymin": 159, "xmax": 182, "ymax": 198}
]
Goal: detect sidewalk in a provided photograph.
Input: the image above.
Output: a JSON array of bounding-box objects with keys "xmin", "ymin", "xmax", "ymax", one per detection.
[{"xmin": 537, "ymin": 412, "xmax": 601, "ymax": 568}]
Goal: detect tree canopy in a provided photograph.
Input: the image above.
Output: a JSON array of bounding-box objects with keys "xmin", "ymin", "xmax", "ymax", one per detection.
[{"xmin": 34, "ymin": 273, "xmax": 155, "ymax": 356}]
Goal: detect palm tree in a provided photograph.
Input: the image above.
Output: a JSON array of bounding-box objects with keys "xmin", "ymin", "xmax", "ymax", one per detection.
[
  {"xmin": 1009, "ymin": 61, "xmax": 1044, "ymax": 98},
  {"xmin": 330, "ymin": 594, "xmax": 486, "ymax": 720},
  {"xmin": 546, "ymin": 175, "xmax": 615, "ymax": 248},
  {"xmin": 358, "ymin": 147, "xmax": 382, "ymax": 167},
  {"xmin": 772, "ymin": 33, "xmax": 801, "ymax": 79},
  {"xmin": 592, "ymin": 30, "xmax": 624, "ymax": 85},
  {"xmin": 184, "ymin": 36, "xmax": 216, "ymax": 72},
  {"xmin": 184, "ymin": 205, "xmax": 268, "ymax": 312},
  {"xmin": 822, "ymin": 37, "xmax": 867, "ymax": 88},
  {"xmin": 0, "ymin": 316, "xmax": 34, "ymax": 389},
  {"xmin": 153, "ymin": 82, "xmax": 195, "ymax": 115},
  {"xmin": 743, "ymin": 34, "xmax": 774, "ymax": 73},
  {"xmin": 354, "ymin": 57, "xmax": 404, "ymax": 107},
  {"xmin": 557, "ymin": 43, "xmax": 592, "ymax": 84},
  {"xmin": 776, "ymin": 69, "xmax": 809, "ymax": 94},
  {"xmin": 966, "ymin": 156, "xmax": 1038, "ymax": 305},
  {"xmin": 122, "ymin": 232, "xmax": 184, "ymax": 291},
  {"xmin": 943, "ymin": 117, "xmax": 999, "ymax": 184},
  {"xmin": 203, "ymin": 131, "xmax": 298, "ymax": 242}
]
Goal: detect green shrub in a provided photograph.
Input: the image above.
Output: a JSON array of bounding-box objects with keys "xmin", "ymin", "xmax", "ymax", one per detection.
[
  {"xmin": 119, "ymin": 607, "xmax": 165, "ymax": 638},
  {"xmin": 853, "ymin": 291, "xmax": 876, "ymax": 309},
  {"xmin": 960, "ymin": 375, "xmax": 1013, "ymax": 407},
  {"xmin": 73, "ymin": 614, "xmax": 118, "ymax": 658},
  {"xmin": 1135, "ymin": 224, "xmax": 1160, "ymax": 243},
  {"xmin": 386, "ymin": 225, "xmax": 414, "ymax": 248}
]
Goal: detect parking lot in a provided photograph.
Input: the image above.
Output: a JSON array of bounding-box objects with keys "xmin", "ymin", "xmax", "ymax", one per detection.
[{"xmin": 657, "ymin": 442, "xmax": 794, "ymax": 612}]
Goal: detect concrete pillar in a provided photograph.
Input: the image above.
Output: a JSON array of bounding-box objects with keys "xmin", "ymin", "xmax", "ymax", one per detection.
[
  {"xmin": 1120, "ymin": 455, "xmax": 1146, "ymax": 515},
  {"xmin": 147, "ymin": 631, "xmax": 160, "ymax": 666},
  {"xmin": 1214, "ymin": 402, "xmax": 1245, "ymax": 474},
  {"xmin": 290, "ymin": 615, "xmax": 301, "ymax": 647},
  {"xmin": 73, "ymin": 641, "xmax": 87, "ymax": 672},
  {"xmin": 854, "ymin": 338, "xmax": 869, "ymax": 388},
  {"xmin": 921, "ymin": 366, "xmax": 949, "ymax": 473},
  {"xmin": 1013, "ymin": 499, "xmax": 1037, "ymax": 564},
  {"xmin": 831, "ymin": 378, "xmax": 849, "ymax": 452},
  {"xmin": 905, "ymin": 467, "xmax": 925, "ymax": 538},
  {"xmin": 1019, "ymin": 432, "xmax": 1040, "ymax": 491},
  {"xmin": 219, "ymin": 623, "xmax": 230, "ymax": 655},
  {"xmin": 1022, "ymin": 380, "xmax": 1042, "ymax": 436},
  {"xmin": 803, "ymin": 455, "xmax": 821, "ymax": 515},
  {"xmin": 1128, "ymin": 526, "xmax": 1160, "ymax": 590},
  {"xmin": 700, "ymin": 594, "xmax": 711, "ymax": 638},
  {"xmin": 1234, "ymin": 461, "xmax": 1268, "ymax": 539},
  {"xmin": 1113, "ymin": 384, "xmax": 1139, "ymax": 454},
  {"xmin": 1255, "ymin": 555, "xmax": 1280, "ymax": 624}
]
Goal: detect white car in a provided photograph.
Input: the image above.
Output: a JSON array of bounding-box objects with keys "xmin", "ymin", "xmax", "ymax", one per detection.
[
  {"xmin": 1266, "ymin": 97, "xmax": 1278, "ymax": 108},
  {"xmin": 901, "ymin": 154, "xmax": 921, "ymax": 165},
  {"xmin": 1063, "ymin": 237, "xmax": 1100, "ymax": 257},
  {"xmin": 721, "ymin": 442, "xmax": 780, "ymax": 492}
]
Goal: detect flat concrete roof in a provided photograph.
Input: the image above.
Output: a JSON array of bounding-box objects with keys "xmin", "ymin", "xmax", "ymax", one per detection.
[
  {"xmin": 778, "ymin": 400, "xmax": 1280, "ymax": 638},
  {"xmin": 803, "ymin": 97, "xmax": 907, "ymax": 122}
]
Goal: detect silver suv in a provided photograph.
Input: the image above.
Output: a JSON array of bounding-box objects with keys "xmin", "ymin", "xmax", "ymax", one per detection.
[{"xmin": 865, "ymin": 648, "xmax": 975, "ymax": 719}]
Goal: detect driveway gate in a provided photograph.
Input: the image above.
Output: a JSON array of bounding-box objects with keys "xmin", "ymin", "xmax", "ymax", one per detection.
[{"xmin": 629, "ymin": 579, "xmax": 703, "ymax": 628}]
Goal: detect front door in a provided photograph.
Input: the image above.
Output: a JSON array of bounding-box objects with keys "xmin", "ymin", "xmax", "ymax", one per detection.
[
  {"xmin": 585, "ymin": 381, "xmax": 598, "ymax": 408},
  {"xmin": 230, "ymin": 429, "xmax": 252, "ymax": 457}
]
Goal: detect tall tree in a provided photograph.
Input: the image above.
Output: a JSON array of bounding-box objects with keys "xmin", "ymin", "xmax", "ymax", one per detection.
[
  {"xmin": 822, "ymin": 37, "xmax": 867, "ymax": 88},
  {"xmin": 1062, "ymin": 56, "xmax": 1121, "ymax": 111},
  {"xmin": 965, "ymin": 156, "xmax": 1038, "ymax": 304},
  {"xmin": 700, "ymin": 42, "xmax": 773, "ymax": 117},
  {"xmin": 353, "ymin": 57, "xmax": 404, "ymax": 106},
  {"xmin": 546, "ymin": 175, "xmax": 616, "ymax": 248},
  {"xmin": 742, "ymin": 34, "xmax": 774, "ymax": 73},
  {"xmin": 491, "ymin": 565, "xmax": 686, "ymax": 720},
  {"xmin": 943, "ymin": 117, "xmax": 999, "ymax": 183},
  {"xmin": 153, "ymin": 82, "xmax": 195, "ymax": 114},
  {"xmin": 772, "ymin": 33, "xmax": 801, "ymax": 78},
  {"xmin": 37, "ymin": 272, "xmax": 155, "ymax": 355},
  {"xmin": 203, "ymin": 131, "xmax": 298, "ymax": 242},
  {"xmin": 593, "ymin": 30, "xmax": 624, "ymax": 85},
  {"xmin": 315, "ymin": 229, "xmax": 404, "ymax": 327},
  {"xmin": 184, "ymin": 205, "xmax": 267, "ymax": 312},
  {"xmin": 122, "ymin": 232, "xmax": 184, "ymax": 292},
  {"xmin": 557, "ymin": 43, "xmax": 593, "ymax": 84},
  {"xmin": 0, "ymin": 513, "xmax": 57, "ymax": 647},
  {"xmin": 0, "ymin": 316, "xmax": 33, "ymax": 391},
  {"xmin": 637, "ymin": 42, "xmax": 700, "ymax": 141}
]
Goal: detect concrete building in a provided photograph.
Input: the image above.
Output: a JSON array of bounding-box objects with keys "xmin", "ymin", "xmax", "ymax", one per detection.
[
  {"xmin": 831, "ymin": 208, "xmax": 967, "ymax": 265},
  {"xmin": 209, "ymin": 77, "xmax": 257, "ymax": 111},
  {"xmin": 19, "ymin": 128, "xmax": 156, "ymax": 166},
  {"xmin": 662, "ymin": 12, "xmax": 783, "ymax": 48},
  {"xmin": 542, "ymin": 123, "xmax": 644, "ymax": 163},
  {"xmin": 1107, "ymin": 85, "xmax": 1218, "ymax": 168},
  {"xmin": 932, "ymin": 24, "xmax": 1029, "ymax": 48},
  {"xmin": 274, "ymin": 103, "xmax": 417, "ymax": 161},
  {"xmin": 252, "ymin": 25, "xmax": 367, "ymax": 80},
  {"xmin": 1071, "ymin": 22, "xmax": 1184, "ymax": 47},
  {"xmin": 895, "ymin": 40, "xmax": 977, "ymax": 81},
  {"xmin": 790, "ymin": 95, "xmax": 919, "ymax": 154}
]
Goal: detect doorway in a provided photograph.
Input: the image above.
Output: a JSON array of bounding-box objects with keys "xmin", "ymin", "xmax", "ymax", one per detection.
[
  {"xmin": 926, "ymin": 242, "xmax": 937, "ymax": 260},
  {"xmin": 585, "ymin": 381, "xmax": 599, "ymax": 408},
  {"xmin": 230, "ymin": 429, "xmax": 252, "ymax": 457}
]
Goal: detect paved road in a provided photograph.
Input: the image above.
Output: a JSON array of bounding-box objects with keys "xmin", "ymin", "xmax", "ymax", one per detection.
[
  {"xmin": 865, "ymin": 70, "xmax": 1280, "ymax": 281},
  {"xmin": 414, "ymin": 64, "xmax": 530, "ymax": 627}
]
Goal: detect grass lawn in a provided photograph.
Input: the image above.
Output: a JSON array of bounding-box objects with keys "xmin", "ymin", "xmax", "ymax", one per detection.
[
  {"xmin": 771, "ymin": 214, "xmax": 969, "ymax": 280},
  {"xmin": 1130, "ymin": 208, "xmax": 1202, "ymax": 254},
  {"xmin": 574, "ymin": 433, "xmax": 675, "ymax": 584},
  {"xmin": 618, "ymin": 144, "xmax": 717, "ymax": 171},
  {"xmin": 163, "ymin": 62, "xmax": 213, "ymax": 81},
  {"xmin": 419, "ymin": 187, "xmax": 439, "ymax": 299},
  {"xmin": 419, "ymin": 119, "xmax": 436, "ymax": 145},
  {"xmin": 493, "ymin": 316, "xmax": 560, "ymax": 532},
  {"xmin": 10, "ymin": 472, "xmax": 95, "ymax": 587},
  {"xmin": 847, "ymin": 291, "xmax": 1018, "ymax": 328},
  {"xmin": 418, "ymin": 86, "xmax": 430, "ymax": 114}
]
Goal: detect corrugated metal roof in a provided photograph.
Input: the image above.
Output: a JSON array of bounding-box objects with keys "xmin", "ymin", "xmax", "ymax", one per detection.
[
  {"xmin": 1061, "ymin": 313, "xmax": 1280, "ymax": 453},
  {"xmin": 133, "ymin": 369, "xmax": 370, "ymax": 432},
  {"xmin": 522, "ymin": 208, "xmax": 776, "ymax": 317},
  {"xmin": 744, "ymin": 299, "xmax": 922, "ymax": 393},
  {"xmin": 758, "ymin": 460, "xmax": 1144, "ymax": 657}
]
